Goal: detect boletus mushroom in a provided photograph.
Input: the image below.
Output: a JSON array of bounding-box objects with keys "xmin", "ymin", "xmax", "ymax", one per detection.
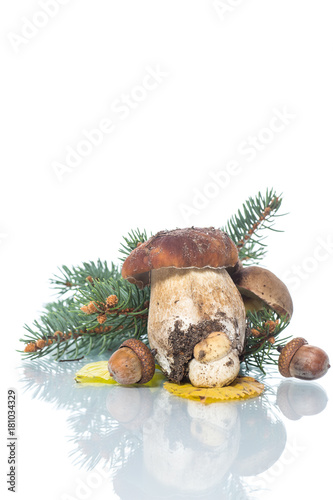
[
  {"xmin": 122, "ymin": 227, "xmax": 246, "ymax": 386},
  {"xmin": 231, "ymin": 265, "xmax": 293, "ymax": 319}
]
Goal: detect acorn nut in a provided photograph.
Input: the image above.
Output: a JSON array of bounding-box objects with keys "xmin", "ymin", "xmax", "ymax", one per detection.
[
  {"xmin": 108, "ymin": 338, "xmax": 155, "ymax": 385},
  {"xmin": 278, "ymin": 337, "xmax": 330, "ymax": 380}
]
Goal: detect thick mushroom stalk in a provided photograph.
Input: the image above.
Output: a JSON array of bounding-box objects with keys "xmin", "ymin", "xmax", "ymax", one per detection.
[{"xmin": 148, "ymin": 267, "xmax": 246, "ymax": 383}]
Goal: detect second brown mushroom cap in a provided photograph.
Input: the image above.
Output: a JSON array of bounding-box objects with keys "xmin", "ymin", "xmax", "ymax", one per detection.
[{"xmin": 231, "ymin": 265, "xmax": 293, "ymax": 320}]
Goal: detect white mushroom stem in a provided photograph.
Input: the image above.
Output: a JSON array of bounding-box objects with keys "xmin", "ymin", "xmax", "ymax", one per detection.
[{"xmin": 148, "ymin": 267, "xmax": 246, "ymax": 384}]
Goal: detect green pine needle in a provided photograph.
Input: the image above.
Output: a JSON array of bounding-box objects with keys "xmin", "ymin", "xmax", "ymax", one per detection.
[
  {"xmin": 51, "ymin": 259, "xmax": 121, "ymax": 297},
  {"xmin": 20, "ymin": 279, "xmax": 150, "ymax": 361},
  {"xmin": 241, "ymin": 309, "xmax": 291, "ymax": 374},
  {"xmin": 222, "ymin": 188, "xmax": 284, "ymax": 265},
  {"xmin": 119, "ymin": 228, "xmax": 151, "ymax": 262}
]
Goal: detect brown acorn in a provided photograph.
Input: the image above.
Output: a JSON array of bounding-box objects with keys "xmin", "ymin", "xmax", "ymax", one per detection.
[
  {"xmin": 108, "ymin": 338, "xmax": 155, "ymax": 385},
  {"xmin": 278, "ymin": 338, "xmax": 330, "ymax": 380}
]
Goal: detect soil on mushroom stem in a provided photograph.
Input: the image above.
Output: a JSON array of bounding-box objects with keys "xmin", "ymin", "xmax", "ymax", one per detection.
[{"xmin": 167, "ymin": 313, "xmax": 238, "ymax": 383}]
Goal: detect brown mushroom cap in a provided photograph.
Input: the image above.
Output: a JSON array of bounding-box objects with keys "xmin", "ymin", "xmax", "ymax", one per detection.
[
  {"xmin": 232, "ymin": 265, "xmax": 293, "ymax": 319},
  {"xmin": 121, "ymin": 227, "xmax": 238, "ymax": 287}
]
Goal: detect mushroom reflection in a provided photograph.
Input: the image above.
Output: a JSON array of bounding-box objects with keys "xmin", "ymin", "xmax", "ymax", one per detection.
[{"xmin": 142, "ymin": 391, "xmax": 240, "ymax": 493}]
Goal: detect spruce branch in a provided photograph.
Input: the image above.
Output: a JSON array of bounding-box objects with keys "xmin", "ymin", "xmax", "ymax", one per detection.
[
  {"xmin": 77, "ymin": 277, "xmax": 150, "ymax": 344},
  {"xmin": 51, "ymin": 260, "xmax": 121, "ymax": 297},
  {"xmin": 119, "ymin": 228, "xmax": 150, "ymax": 262},
  {"xmin": 222, "ymin": 188, "xmax": 284, "ymax": 265},
  {"xmin": 20, "ymin": 298, "xmax": 87, "ymax": 361},
  {"xmin": 20, "ymin": 278, "xmax": 150, "ymax": 361},
  {"xmin": 241, "ymin": 310, "xmax": 291, "ymax": 374}
]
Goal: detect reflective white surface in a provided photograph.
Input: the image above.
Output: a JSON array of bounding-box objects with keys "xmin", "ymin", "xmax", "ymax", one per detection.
[
  {"xmin": 2, "ymin": 2, "xmax": 333, "ymax": 499},
  {"xmin": 12, "ymin": 356, "xmax": 332, "ymax": 500}
]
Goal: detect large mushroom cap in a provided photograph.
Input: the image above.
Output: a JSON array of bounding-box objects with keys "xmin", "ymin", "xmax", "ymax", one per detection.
[
  {"xmin": 232, "ymin": 265, "xmax": 293, "ymax": 319},
  {"xmin": 122, "ymin": 227, "xmax": 238, "ymax": 287}
]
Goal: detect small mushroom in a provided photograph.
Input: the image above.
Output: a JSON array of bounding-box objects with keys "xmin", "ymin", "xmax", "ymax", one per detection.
[
  {"xmin": 189, "ymin": 331, "xmax": 239, "ymax": 387},
  {"xmin": 278, "ymin": 337, "xmax": 330, "ymax": 380},
  {"xmin": 108, "ymin": 338, "xmax": 155, "ymax": 385},
  {"xmin": 193, "ymin": 332, "xmax": 232, "ymax": 363},
  {"xmin": 122, "ymin": 227, "xmax": 246, "ymax": 384},
  {"xmin": 232, "ymin": 265, "xmax": 293, "ymax": 319},
  {"xmin": 189, "ymin": 350, "xmax": 240, "ymax": 388}
]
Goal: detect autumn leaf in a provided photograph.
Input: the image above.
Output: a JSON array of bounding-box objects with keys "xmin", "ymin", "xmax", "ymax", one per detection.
[
  {"xmin": 164, "ymin": 376, "xmax": 265, "ymax": 404},
  {"xmin": 75, "ymin": 360, "xmax": 165, "ymax": 387}
]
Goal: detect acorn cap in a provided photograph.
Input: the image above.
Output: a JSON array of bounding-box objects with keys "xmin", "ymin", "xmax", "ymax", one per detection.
[
  {"xmin": 120, "ymin": 339, "xmax": 155, "ymax": 384},
  {"xmin": 278, "ymin": 338, "xmax": 308, "ymax": 377},
  {"xmin": 121, "ymin": 227, "xmax": 238, "ymax": 288},
  {"xmin": 232, "ymin": 266, "xmax": 293, "ymax": 319}
]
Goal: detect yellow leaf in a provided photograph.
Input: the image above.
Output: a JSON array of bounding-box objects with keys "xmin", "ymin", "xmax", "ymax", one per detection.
[
  {"xmin": 163, "ymin": 376, "xmax": 265, "ymax": 404},
  {"xmin": 75, "ymin": 361, "xmax": 165, "ymax": 387}
]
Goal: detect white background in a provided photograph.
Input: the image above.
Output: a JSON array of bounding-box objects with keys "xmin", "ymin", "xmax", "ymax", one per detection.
[{"xmin": 1, "ymin": 1, "xmax": 333, "ymax": 499}]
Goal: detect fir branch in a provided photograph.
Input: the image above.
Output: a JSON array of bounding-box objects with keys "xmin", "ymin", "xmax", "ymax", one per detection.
[
  {"xmin": 222, "ymin": 188, "xmax": 284, "ymax": 265},
  {"xmin": 20, "ymin": 298, "xmax": 86, "ymax": 361},
  {"xmin": 119, "ymin": 228, "xmax": 150, "ymax": 262},
  {"xmin": 77, "ymin": 278, "xmax": 150, "ymax": 348},
  {"xmin": 51, "ymin": 259, "xmax": 121, "ymax": 297},
  {"xmin": 241, "ymin": 309, "xmax": 291, "ymax": 374},
  {"xmin": 20, "ymin": 278, "xmax": 150, "ymax": 361}
]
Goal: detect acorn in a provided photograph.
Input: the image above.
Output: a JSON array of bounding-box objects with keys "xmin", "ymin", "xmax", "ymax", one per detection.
[
  {"xmin": 278, "ymin": 338, "xmax": 330, "ymax": 380},
  {"xmin": 108, "ymin": 338, "xmax": 155, "ymax": 385}
]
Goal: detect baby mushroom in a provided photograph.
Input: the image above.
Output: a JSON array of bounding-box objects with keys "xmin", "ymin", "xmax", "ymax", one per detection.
[
  {"xmin": 189, "ymin": 332, "xmax": 240, "ymax": 388},
  {"xmin": 193, "ymin": 332, "xmax": 231, "ymax": 363},
  {"xmin": 278, "ymin": 337, "xmax": 330, "ymax": 380},
  {"xmin": 122, "ymin": 227, "xmax": 246, "ymax": 384},
  {"xmin": 232, "ymin": 265, "xmax": 293, "ymax": 319},
  {"xmin": 108, "ymin": 338, "xmax": 155, "ymax": 385}
]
